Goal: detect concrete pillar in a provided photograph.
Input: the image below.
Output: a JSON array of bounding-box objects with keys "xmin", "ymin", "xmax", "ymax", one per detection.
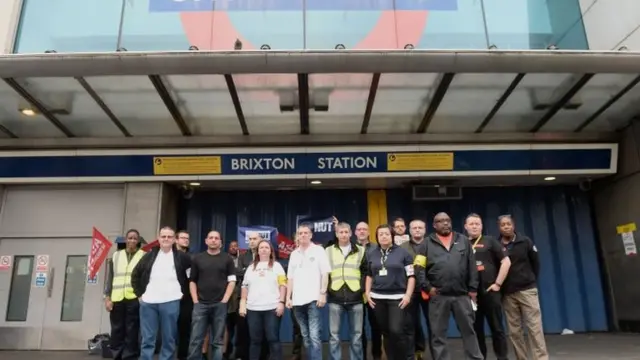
[
  {"xmin": 99, "ymin": 182, "xmax": 178, "ymax": 333},
  {"xmin": 593, "ymin": 120, "xmax": 640, "ymax": 332},
  {"xmin": 0, "ymin": 0, "xmax": 22, "ymax": 53}
]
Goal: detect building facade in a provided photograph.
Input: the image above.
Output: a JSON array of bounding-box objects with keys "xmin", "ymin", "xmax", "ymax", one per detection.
[{"xmin": 0, "ymin": 0, "xmax": 640, "ymax": 351}]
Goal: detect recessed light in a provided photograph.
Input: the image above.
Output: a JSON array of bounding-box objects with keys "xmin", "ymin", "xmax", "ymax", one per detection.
[
  {"xmin": 21, "ymin": 109, "xmax": 35, "ymax": 116},
  {"xmin": 310, "ymin": 180, "xmax": 322, "ymax": 185},
  {"xmin": 189, "ymin": 182, "xmax": 201, "ymax": 186},
  {"xmin": 544, "ymin": 176, "xmax": 556, "ymax": 181}
]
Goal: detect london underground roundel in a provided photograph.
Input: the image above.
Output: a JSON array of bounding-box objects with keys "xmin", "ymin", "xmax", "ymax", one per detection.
[{"xmin": 149, "ymin": 0, "xmax": 458, "ymax": 50}]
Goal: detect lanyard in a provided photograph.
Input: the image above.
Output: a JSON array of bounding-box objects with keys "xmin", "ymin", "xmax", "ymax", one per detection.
[
  {"xmin": 380, "ymin": 248, "xmax": 390, "ymax": 269},
  {"xmin": 472, "ymin": 235, "xmax": 482, "ymax": 249}
]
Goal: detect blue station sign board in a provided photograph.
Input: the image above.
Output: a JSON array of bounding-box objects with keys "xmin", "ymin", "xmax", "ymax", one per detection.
[{"xmin": 0, "ymin": 145, "xmax": 616, "ymax": 179}]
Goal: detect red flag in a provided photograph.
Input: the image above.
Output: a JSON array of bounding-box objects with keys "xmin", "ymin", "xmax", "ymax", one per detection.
[
  {"xmin": 141, "ymin": 239, "xmax": 159, "ymax": 252},
  {"xmin": 88, "ymin": 227, "xmax": 113, "ymax": 279},
  {"xmin": 277, "ymin": 233, "xmax": 296, "ymax": 259}
]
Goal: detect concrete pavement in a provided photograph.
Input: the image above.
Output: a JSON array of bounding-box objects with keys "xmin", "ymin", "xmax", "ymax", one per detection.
[{"xmin": 1, "ymin": 333, "xmax": 639, "ymax": 360}]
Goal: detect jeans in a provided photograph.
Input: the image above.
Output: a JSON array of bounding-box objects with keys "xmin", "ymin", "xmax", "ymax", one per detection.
[
  {"xmin": 247, "ymin": 309, "xmax": 283, "ymax": 360},
  {"xmin": 293, "ymin": 302, "xmax": 322, "ymax": 360},
  {"xmin": 139, "ymin": 299, "xmax": 180, "ymax": 360},
  {"xmin": 187, "ymin": 302, "xmax": 228, "ymax": 360},
  {"xmin": 329, "ymin": 303, "xmax": 364, "ymax": 360}
]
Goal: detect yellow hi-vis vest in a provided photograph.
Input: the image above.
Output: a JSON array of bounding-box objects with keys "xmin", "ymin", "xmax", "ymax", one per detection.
[
  {"xmin": 327, "ymin": 244, "xmax": 365, "ymax": 292},
  {"xmin": 110, "ymin": 249, "xmax": 145, "ymax": 302}
]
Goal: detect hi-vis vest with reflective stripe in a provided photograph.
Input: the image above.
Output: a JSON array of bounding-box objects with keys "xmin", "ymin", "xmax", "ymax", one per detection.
[
  {"xmin": 327, "ymin": 244, "xmax": 365, "ymax": 292},
  {"xmin": 110, "ymin": 249, "xmax": 145, "ymax": 302}
]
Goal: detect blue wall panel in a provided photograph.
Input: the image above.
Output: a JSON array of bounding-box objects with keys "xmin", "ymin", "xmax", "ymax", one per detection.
[
  {"xmin": 178, "ymin": 186, "xmax": 608, "ymax": 342},
  {"xmin": 178, "ymin": 189, "xmax": 369, "ymax": 342},
  {"xmin": 386, "ymin": 186, "xmax": 608, "ymax": 335}
]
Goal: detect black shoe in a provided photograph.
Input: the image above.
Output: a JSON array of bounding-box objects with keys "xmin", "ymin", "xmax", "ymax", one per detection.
[{"xmin": 202, "ymin": 353, "xmax": 209, "ymax": 360}]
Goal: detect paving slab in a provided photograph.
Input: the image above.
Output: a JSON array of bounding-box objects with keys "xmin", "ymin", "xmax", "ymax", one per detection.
[{"xmin": 1, "ymin": 333, "xmax": 639, "ymax": 360}]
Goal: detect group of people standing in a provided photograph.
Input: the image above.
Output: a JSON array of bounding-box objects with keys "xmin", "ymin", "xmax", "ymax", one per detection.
[{"xmin": 103, "ymin": 212, "xmax": 549, "ymax": 360}]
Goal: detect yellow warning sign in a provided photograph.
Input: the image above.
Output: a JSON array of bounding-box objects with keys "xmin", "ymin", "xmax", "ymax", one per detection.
[
  {"xmin": 616, "ymin": 222, "xmax": 637, "ymax": 235},
  {"xmin": 387, "ymin": 152, "xmax": 454, "ymax": 171},
  {"xmin": 153, "ymin": 156, "xmax": 222, "ymax": 175}
]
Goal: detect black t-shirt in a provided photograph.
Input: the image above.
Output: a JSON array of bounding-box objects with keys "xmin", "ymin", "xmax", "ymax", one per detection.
[
  {"xmin": 470, "ymin": 235, "xmax": 506, "ymax": 290},
  {"xmin": 190, "ymin": 251, "xmax": 236, "ymax": 303}
]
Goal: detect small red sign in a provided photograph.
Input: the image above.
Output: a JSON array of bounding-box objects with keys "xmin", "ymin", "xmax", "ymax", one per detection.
[
  {"xmin": 277, "ymin": 233, "xmax": 296, "ymax": 259},
  {"xmin": 0, "ymin": 255, "xmax": 12, "ymax": 270},
  {"xmin": 142, "ymin": 239, "xmax": 159, "ymax": 252}
]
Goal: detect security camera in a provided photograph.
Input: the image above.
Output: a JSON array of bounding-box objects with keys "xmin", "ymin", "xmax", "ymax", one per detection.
[
  {"xmin": 182, "ymin": 186, "xmax": 195, "ymax": 200},
  {"xmin": 578, "ymin": 179, "xmax": 592, "ymax": 192}
]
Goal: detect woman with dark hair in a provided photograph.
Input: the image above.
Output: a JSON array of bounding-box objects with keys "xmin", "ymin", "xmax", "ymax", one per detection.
[
  {"xmin": 365, "ymin": 224, "xmax": 415, "ymax": 360},
  {"xmin": 239, "ymin": 240, "xmax": 287, "ymax": 360},
  {"xmin": 497, "ymin": 215, "xmax": 548, "ymax": 360}
]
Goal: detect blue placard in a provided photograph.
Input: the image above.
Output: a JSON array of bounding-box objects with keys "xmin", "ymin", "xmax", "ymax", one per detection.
[
  {"xmin": 296, "ymin": 215, "xmax": 335, "ymax": 244},
  {"xmin": 87, "ymin": 274, "xmax": 98, "ymax": 284},
  {"xmin": 237, "ymin": 226, "xmax": 278, "ymax": 250},
  {"xmin": 149, "ymin": 0, "xmax": 457, "ymax": 12},
  {"xmin": 35, "ymin": 272, "xmax": 47, "ymax": 287}
]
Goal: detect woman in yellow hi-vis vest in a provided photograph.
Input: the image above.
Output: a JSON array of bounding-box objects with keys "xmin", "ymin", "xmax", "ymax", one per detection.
[{"xmin": 104, "ymin": 229, "xmax": 146, "ymax": 360}]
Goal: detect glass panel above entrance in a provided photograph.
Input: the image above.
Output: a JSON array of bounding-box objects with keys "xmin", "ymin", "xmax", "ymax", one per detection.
[{"xmin": 14, "ymin": 0, "xmax": 588, "ymax": 53}]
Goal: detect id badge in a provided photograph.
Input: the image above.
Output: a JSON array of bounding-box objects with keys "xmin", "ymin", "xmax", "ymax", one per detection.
[{"xmin": 379, "ymin": 269, "xmax": 388, "ymax": 277}]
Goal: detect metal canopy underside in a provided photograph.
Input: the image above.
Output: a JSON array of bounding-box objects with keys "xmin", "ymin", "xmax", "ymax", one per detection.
[{"xmin": 0, "ymin": 50, "xmax": 638, "ymax": 143}]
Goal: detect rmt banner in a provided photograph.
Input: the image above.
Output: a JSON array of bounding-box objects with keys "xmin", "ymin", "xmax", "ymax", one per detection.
[
  {"xmin": 88, "ymin": 227, "xmax": 113, "ymax": 279},
  {"xmin": 237, "ymin": 226, "xmax": 278, "ymax": 250},
  {"xmin": 296, "ymin": 215, "xmax": 335, "ymax": 245}
]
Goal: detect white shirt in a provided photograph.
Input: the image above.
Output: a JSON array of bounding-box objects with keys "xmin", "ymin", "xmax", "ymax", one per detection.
[
  {"xmin": 287, "ymin": 243, "xmax": 331, "ymax": 306},
  {"xmin": 340, "ymin": 244, "xmax": 351, "ymax": 257},
  {"xmin": 242, "ymin": 261, "xmax": 286, "ymax": 311},
  {"xmin": 142, "ymin": 250, "xmax": 183, "ymax": 304}
]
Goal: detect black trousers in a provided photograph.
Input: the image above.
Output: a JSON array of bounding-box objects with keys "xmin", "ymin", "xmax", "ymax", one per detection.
[
  {"xmin": 408, "ymin": 293, "xmax": 433, "ymax": 358},
  {"xmin": 291, "ymin": 308, "xmax": 303, "ymax": 358},
  {"xmin": 362, "ymin": 301, "xmax": 382, "ymax": 360},
  {"xmin": 429, "ymin": 295, "xmax": 483, "ymax": 360},
  {"xmin": 474, "ymin": 291, "xmax": 508, "ymax": 360},
  {"xmin": 177, "ymin": 296, "xmax": 193, "ymax": 360},
  {"xmin": 372, "ymin": 299, "xmax": 413, "ymax": 360},
  {"xmin": 109, "ymin": 298, "xmax": 140, "ymax": 360},
  {"xmin": 236, "ymin": 313, "xmax": 270, "ymax": 360}
]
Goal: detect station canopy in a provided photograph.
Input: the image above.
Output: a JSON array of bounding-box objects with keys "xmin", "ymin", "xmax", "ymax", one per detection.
[{"xmin": 0, "ymin": 49, "xmax": 637, "ymax": 148}]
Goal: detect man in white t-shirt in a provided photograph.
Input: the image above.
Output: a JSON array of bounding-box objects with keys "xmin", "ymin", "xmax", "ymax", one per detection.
[
  {"xmin": 286, "ymin": 224, "xmax": 331, "ymax": 360},
  {"xmin": 130, "ymin": 227, "xmax": 192, "ymax": 360}
]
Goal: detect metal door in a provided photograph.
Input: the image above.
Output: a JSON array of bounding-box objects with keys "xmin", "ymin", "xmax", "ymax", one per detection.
[{"xmin": 0, "ymin": 238, "xmax": 105, "ymax": 350}]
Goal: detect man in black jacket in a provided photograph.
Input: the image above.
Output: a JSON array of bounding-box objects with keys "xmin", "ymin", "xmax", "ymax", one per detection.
[
  {"xmin": 418, "ymin": 212, "xmax": 483, "ymax": 360},
  {"xmin": 131, "ymin": 226, "xmax": 192, "ymax": 360},
  {"xmin": 464, "ymin": 214, "xmax": 510, "ymax": 360},
  {"xmin": 176, "ymin": 230, "xmax": 194, "ymax": 360},
  {"xmin": 498, "ymin": 215, "xmax": 548, "ymax": 360},
  {"xmin": 400, "ymin": 219, "xmax": 432, "ymax": 360}
]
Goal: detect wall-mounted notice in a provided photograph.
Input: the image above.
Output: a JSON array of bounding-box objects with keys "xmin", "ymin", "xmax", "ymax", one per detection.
[
  {"xmin": 34, "ymin": 272, "xmax": 47, "ymax": 287},
  {"xmin": 36, "ymin": 254, "xmax": 49, "ymax": 272},
  {"xmin": 0, "ymin": 255, "xmax": 12, "ymax": 271},
  {"xmin": 616, "ymin": 222, "xmax": 638, "ymax": 256}
]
